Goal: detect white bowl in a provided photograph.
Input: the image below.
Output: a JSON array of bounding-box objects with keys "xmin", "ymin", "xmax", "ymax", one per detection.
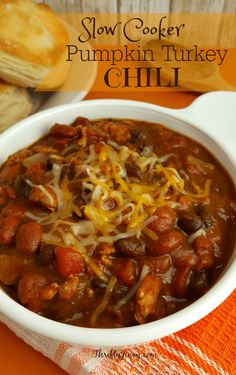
[{"xmin": 0, "ymin": 93, "xmax": 235, "ymax": 347}]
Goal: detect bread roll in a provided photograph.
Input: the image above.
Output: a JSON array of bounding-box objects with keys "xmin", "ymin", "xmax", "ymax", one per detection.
[
  {"xmin": 0, "ymin": 0, "xmax": 69, "ymax": 88},
  {"xmin": 0, "ymin": 81, "xmax": 32, "ymax": 132}
]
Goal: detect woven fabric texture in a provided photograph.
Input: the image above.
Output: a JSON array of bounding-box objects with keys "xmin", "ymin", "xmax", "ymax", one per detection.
[{"xmin": 0, "ymin": 290, "xmax": 235, "ymax": 375}]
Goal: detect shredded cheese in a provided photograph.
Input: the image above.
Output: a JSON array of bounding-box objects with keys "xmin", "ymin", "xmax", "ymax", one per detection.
[
  {"xmin": 24, "ymin": 132, "xmax": 212, "ymax": 262},
  {"xmin": 185, "ymin": 179, "xmax": 212, "ymax": 199},
  {"xmin": 91, "ymin": 275, "xmax": 117, "ymax": 325},
  {"xmin": 37, "ymin": 185, "xmax": 55, "ymax": 208},
  {"xmin": 188, "ymin": 228, "xmax": 206, "ymax": 243}
]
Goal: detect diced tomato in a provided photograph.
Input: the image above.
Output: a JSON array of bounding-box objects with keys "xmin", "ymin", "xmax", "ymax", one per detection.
[
  {"xmin": 54, "ymin": 247, "xmax": 84, "ymax": 278},
  {"xmin": 112, "ymin": 259, "xmax": 137, "ymax": 286}
]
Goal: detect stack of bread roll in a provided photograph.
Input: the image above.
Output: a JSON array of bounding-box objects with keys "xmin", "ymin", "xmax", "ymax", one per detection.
[{"xmin": 0, "ymin": 0, "xmax": 69, "ymax": 132}]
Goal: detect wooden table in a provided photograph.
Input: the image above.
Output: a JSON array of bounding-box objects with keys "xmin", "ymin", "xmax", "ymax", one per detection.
[
  {"xmin": 0, "ymin": 89, "xmax": 199, "ymax": 374},
  {"xmin": 43, "ymin": 0, "xmax": 236, "ymax": 13}
]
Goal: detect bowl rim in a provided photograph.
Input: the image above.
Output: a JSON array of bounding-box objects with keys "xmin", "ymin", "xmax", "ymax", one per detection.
[{"xmin": 0, "ymin": 98, "xmax": 235, "ymax": 347}]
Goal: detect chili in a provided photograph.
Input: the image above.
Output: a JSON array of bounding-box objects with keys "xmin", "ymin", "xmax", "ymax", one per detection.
[{"xmin": 0, "ymin": 117, "xmax": 235, "ymax": 328}]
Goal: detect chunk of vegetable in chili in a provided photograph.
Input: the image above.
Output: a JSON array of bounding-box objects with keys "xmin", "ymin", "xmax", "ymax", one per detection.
[
  {"xmin": 55, "ymin": 247, "xmax": 84, "ymax": 278},
  {"xmin": 0, "ymin": 116, "xmax": 235, "ymax": 328}
]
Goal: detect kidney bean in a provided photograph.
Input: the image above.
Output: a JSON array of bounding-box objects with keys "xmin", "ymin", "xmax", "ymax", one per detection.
[
  {"xmin": 188, "ymin": 270, "xmax": 210, "ymax": 298},
  {"xmin": 138, "ymin": 255, "xmax": 171, "ymax": 274},
  {"xmin": 114, "ymin": 236, "xmax": 146, "ymax": 257},
  {"xmin": 193, "ymin": 236, "xmax": 214, "ymax": 271},
  {"xmin": 172, "ymin": 246, "xmax": 198, "ymax": 269},
  {"xmin": 148, "ymin": 229, "xmax": 185, "ymax": 256},
  {"xmin": 177, "ymin": 212, "xmax": 202, "ymax": 234},
  {"xmin": 0, "ymin": 216, "xmax": 23, "ymax": 245},
  {"xmin": 172, "ymin": 267, "xmax": 192, "ymax": 298},
  {"xmin": 50, "ymin": 124, "xmax": 79, "ymax": 138},
  {"xmin": 16, "ymin": 222, "xmax": 42, "ymax": 255},
  {"xmin": 0, "ymin": 254, "xmax": 22, "ymax": 285},
  {"xmin": 112, "ymin": 259, "xmax": 137, "ymax": 286},
  {"xmin": 18, "ymin": 273, "xmax": 47, "ymax": 312},
  {"xmin": 148, "ymin": 206, "xmax": 177, "ymax": 233},
  {"xmin": 135, "ymin": 274, "xmax": 162, "ymax": 324}
]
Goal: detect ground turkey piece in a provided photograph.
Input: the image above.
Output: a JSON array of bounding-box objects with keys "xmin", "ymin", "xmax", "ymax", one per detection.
[
  {"xmin": 14, "ymin": 177, "xmax": 58, "ymax": 211},
  {"xmin": 16, "ymin": 222, "xmax": 42, "ymax": 255},
  {"xmin": 135, "ymin": 274, "xmax": 162, "ymax": 324},
  {"xmin": 109, "ymin": 124, "xmax": 131, "ymax": 143},
  {"xmin": 29, "ymin": 185, "xmax": 58, "ymax": 211}
]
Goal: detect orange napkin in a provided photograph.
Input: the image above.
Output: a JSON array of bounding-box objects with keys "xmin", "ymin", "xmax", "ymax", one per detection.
[{"xmin": 0, "ymin": 290, "xmax": 235, "ymax": 375}]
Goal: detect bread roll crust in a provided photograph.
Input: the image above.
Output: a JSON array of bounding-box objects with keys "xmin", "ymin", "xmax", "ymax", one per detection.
[
  {"xmin": 0, "ymin": 81, "xmax": 32, "ymax": 132},
  {"xmin": 0, "ymin": 0, "xmax": 69, "ymax": 88}
]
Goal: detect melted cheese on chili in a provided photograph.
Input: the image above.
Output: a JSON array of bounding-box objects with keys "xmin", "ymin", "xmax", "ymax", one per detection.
[{"xmin": 26, "ymin": 140, "xmax": 211, "ymax": 253}]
